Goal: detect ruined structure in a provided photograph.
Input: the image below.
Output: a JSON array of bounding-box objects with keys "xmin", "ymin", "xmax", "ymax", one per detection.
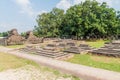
[
  {"xmin": 6, "ymin": 29, "xmax": 25, "ymax": 45},
  {"xmin": 25, "ymin": 31, "xmax": 41, "ymax": 44},
  {"xmin": 0, "ymin": 29, "xmax": 43, "ymax": 46},
  {"xmin": 90, "ymin": 40, "xmax": 120, "ymax": 57},
  {"xmin": 0, "ymin": 37, "xmax": 7, "ymax": 46}
]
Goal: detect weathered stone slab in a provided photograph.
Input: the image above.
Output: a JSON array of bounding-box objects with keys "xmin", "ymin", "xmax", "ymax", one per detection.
[
  {"xmin": 43, "ymin": 44, "xmax": 56, "ymax": 50},
  {"xmin": 90, "ymin": 41, "xmax": 120, "ymax": 57},
  {"xmin": 66, "ymin": 42, "xmax": 76, "ymax": 47},
  {"xmin": 64, "ymin": 47, "xmax": 80, "ymax": 54},
  {"xmin": 58, "ymin": 43, "xmax": 66, "ymax": 47}
]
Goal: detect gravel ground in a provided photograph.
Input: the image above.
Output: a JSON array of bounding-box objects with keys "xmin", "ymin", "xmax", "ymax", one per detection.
[{"xmin": 0, "ymin": 65, "xmax": 72, "ymax": 80}]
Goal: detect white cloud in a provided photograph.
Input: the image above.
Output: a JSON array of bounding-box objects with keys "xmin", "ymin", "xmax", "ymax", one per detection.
[
  {"xmin": 0, "ymin": 23, "xmax": 19, "ymax": 32},
  {"xmin": 74, "ymin": 0, "xmax": 85, "ymax": 5},
  {"xmin": 56, "ymin": 0, "xmax": 71, "ymax": 11},
  {"xmin": 0, "ymin": 22, "xmax": 34, "ymax": 33},
  {"xmin": 56, "ymin": 0, "xmax": 120, "ymax": 11},
  {"xmin": 74, "ymin": 0, "xmax": 119, "ymax": 7},
  {"xmin": 73, "ymin": 0, "xmax": 112, "ymax": 6},
  {"xmin": 37, "ymin": 10, "xmax": 48, "ymax": 15},
  {"xmin": 14, "ymin": 0, "xmax": 48, "ymax": 17},
  {"xmin": 96, "ymin": 0, "xmax": 112, "ymax": 6},
  {"xmin": 96, "ymin": 0, "xmax": 120, "ymax": 8},
  {"xmin": 14, "ymin": 0, "xmax": 34, "ymax": 16}
]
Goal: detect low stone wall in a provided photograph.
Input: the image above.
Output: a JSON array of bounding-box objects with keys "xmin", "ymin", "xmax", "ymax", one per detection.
[{"xmin": 0, "ymin": 38, "xmax": 7, "ymax": 46}]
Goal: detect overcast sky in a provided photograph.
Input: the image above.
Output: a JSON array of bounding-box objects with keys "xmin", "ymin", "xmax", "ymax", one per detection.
[{"xmin": 0, "ymin": 0, "xmax": 120, "ymax": 33}]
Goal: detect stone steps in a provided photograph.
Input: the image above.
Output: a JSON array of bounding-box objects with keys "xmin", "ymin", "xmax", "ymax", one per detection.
[
  {"xmin": 36, "ymin": 51, "xmax": 68, "ymax": 57},
  {"xmin": 90, "ymin": 41, "xmax": 120, "ymax": 57},
  {"xmin": 19, "ymin": 47, "xmax": 73, "ymax": 60},
  {"xmin": 64, "ymin": 44, "xmax": 93, "ymax": 54},
  {"xmin": 36, "ymin": 52, "xmax": 72, "ymax": 59},
  {"xmin": 90, "ymin": 51, "xmax": 120, "ymax": 57},
  {"xmin": 90, "ymin": 47, "xmax": 120, "ymax": 57}
]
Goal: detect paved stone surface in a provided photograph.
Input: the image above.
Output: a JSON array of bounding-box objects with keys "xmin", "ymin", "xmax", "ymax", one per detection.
[{"xmin": 0, "ymin": 46, "xmax": 120, "ymax": 80}]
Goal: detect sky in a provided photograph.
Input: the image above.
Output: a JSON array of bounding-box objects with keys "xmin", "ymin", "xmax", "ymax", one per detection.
[{"xmin": 0, "ymin": 0, "xmax": 120, "ymax": 33}]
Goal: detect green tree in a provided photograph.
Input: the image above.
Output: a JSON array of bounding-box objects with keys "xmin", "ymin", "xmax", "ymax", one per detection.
[
  {"xmin": 0, "ymin": 32, "xmax": 8, "ymax": 37},
  {"xmin": 34, "ymin": 0, "xmax": 119, "ymax": 40},
  {"xmin": 34, "ymin": 8, "xmax": 64, "ymax": 37}
]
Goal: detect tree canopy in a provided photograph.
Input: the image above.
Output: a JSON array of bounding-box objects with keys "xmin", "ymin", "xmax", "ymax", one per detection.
[
  {"xmin": 0, "ymin": 32, "xmax": 8, "ymax": 37},
  {"xmin": 34, "ymin": 0, "xmax": 120, "ymax": 40}
]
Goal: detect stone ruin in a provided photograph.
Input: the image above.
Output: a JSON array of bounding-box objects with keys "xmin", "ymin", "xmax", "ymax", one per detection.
[
  {"xmin": 6, "ymin": 29, "xmax": 25, "ymax": 45},
  {"xmin": 0, "ymin": 37, "xmax": 7, "ymax": 46},
  {"xmin": 0, "ymin": 29, "xmax": 42, "ymax": 46},
  {"xmin": 25, "ymin": 31, "xmax": 41, "ymax": 44},
  {"xmin": 89, "ymin": 40, "xmax": 120, "ymax": 57}
]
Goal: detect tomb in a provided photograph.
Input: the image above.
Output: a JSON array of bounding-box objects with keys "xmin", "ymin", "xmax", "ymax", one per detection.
[
  {"xmin": 19, "ymin": 45, "xmax": 73, "ymax": 60},
  {"xmin": 58, "ymin": 43, "xmax": 66, "ymax": 48},
  {"xmin": 64, "ymin": 44, "xmax": 93, "ymax": 54},
  {"xmin": 66, "ymin": 42, "xmax": 76, "ymax": 47},
  {"xmin": 89, "ymin": 40, "xmax": 120, "ymax": 57},
  {"xmin": 43, "ymin": 44, "xmax": 57, "ymax": 50},
  {"xmin": 6, "ymin": 29, "xmax": 25, "ymax": 45},
  {"xmin": 64, "ymin": 47, "xmax": 81, "ymax": 54},
  {"xmin": 79, "ymin": 44, "xmax": 92, "ymax": 50},
  {"xmin": 25, "ymin": 31, "xmax": 41, "ymax": 44}
]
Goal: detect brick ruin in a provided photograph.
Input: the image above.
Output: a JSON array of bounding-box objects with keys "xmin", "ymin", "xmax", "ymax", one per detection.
[
  {"xmin": 25, "ymin": 31, "xmax": 41, "ymax": 44},
  {"xmin": 6, "ymin": 29, "xmax": 25, "ymax": 45},
  {"xmin": 0, "ymin": 29, "xmax": 41, "ymax": 46}
]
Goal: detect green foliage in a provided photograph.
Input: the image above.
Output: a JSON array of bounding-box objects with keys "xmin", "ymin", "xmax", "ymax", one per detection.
[
  {"xmin": 34, "ymin": 8, "xmax": 64, "ymax": 37},
  {"xmin": 21, "ymin": 32, "xmax": 26, "ymax": 37},
  {"xmin": 0, "ymin": 32, "xmax": 8, "ymax": 37},
  {"xmin": 34, "ymin": 0, "xmax": 120, "ymax": 39}
]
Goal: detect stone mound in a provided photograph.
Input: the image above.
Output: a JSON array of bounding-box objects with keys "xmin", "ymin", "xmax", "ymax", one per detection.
[
  {"xmin": 6, "ymin": 29, "xmax": 25, "ymax": 45},
  {"xmin": 25, "ymin": 31, "xmax": 41, "ymax": 44}
]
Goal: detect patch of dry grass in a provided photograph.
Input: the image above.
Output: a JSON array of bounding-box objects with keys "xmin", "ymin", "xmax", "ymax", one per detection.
[
  {"xmin": 86, "ymin": 40, "xmax": 106, "ymax": 48},
  {"xmin": 91, "ymin": 55, "xmax": 120, "ymax": 64},
  {"xmin": 0, "ymin": 52, "xmax": 37, "ymax": 71},
  {"xmin": 0, "ymin": 52, "xmax": 80, "ymax": 80},
  {"xmin": 6, "ymin": 45, "xmax": 25, "ymax": 49},
  {"xmin": 67, "ymin": 54, "xmax": 120, "ymax": 72}
]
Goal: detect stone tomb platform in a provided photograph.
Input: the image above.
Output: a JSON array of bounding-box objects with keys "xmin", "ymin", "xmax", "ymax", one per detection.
[
  {"xmin": 19, "ymin": 45, "xmax": 73, "ymax": 60},
  {"xmin": 89, "ymin": 40, "xmax": 120, "ymax": 57},
  {"xmin": 64, "ymin": 43, "xmax": 93, "ymax": 54}
]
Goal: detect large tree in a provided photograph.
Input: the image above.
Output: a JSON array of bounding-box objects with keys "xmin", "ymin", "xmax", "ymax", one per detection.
[
  {"xmin": 34, "ymin": 8, "xmax": 64, "ymax": 37},
  {"xmin": 34, "ymin": 0, "xmax": 120, "ymax": 39}
]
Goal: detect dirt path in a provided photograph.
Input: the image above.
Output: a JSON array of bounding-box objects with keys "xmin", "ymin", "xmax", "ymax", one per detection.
[
  {"xmin": 0, "ymin": 46, "xmax": 120, "ymax": 80},
  {"xmin": 0, "ymin": 65, "xmax": 71, "ymax": 80}
]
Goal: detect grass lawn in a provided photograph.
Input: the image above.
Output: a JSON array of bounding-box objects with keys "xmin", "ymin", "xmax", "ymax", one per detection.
[
  {"xmin": 0, "ymin": 52, "xmax": 38, "ymax": 72},
  {"xmin": 86, "ymin": 40, "xmax": 110, "ymax": 48},
  {"xmin": 6, "ymin": 45, "xmax": 25, "ymax": 49},
  {"xmin": 0, "ymin": 52, "xmax": 79, "ymax": 80},
  {"xmin": 66, "ymin": 54, "xmax": 120, "ymax": 72},
  {"xmin": 67, "ymin": 40, "xmax": 120, "ymax": 72}
]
